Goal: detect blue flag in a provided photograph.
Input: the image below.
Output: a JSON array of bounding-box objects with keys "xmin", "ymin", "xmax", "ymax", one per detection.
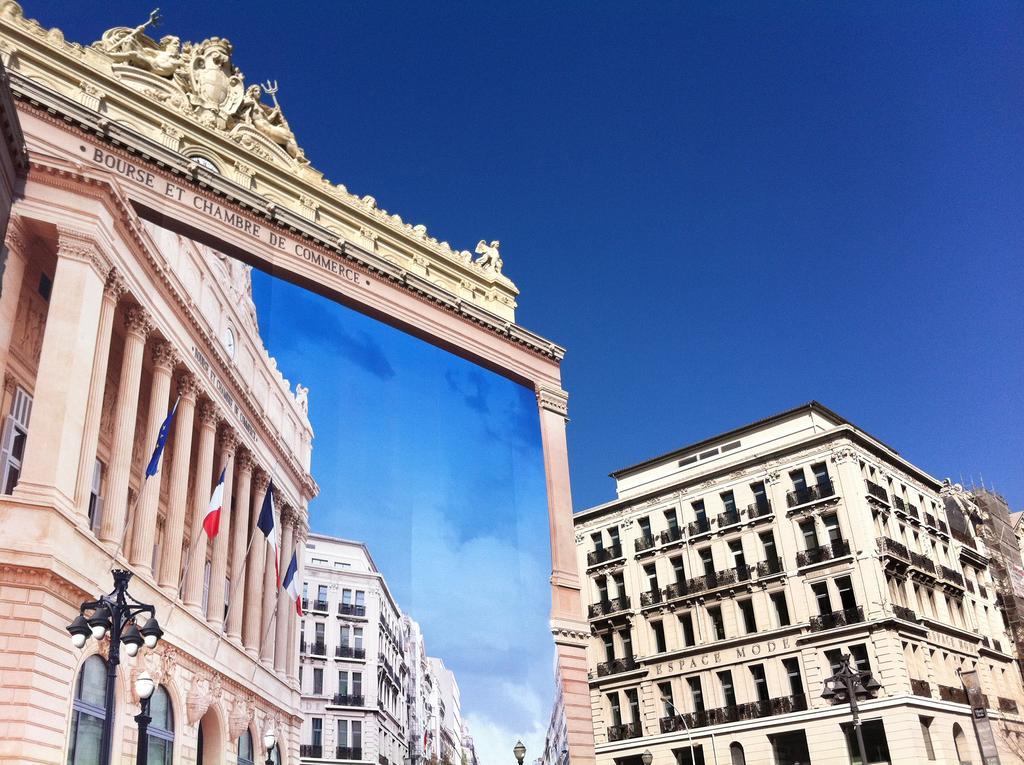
[{"xmin": 145, "ymin": 397, "xmax": 179, "ymax": 478}]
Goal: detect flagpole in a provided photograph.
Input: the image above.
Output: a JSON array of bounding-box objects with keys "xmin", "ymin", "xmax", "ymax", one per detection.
[
  {"xmin": 175, "ymin": 523, "xmax": 206, "ymax": 600},
  {"xmin": 106, "ymin": 477, "xmax": 151, "ymax": 570},
  {"xmin": 221, "ymin": 528, "xmax": 260, "ymax": 629},
  {"xmin": 249, "ymin": 586, "xmax": 283, "ymax": 682}
]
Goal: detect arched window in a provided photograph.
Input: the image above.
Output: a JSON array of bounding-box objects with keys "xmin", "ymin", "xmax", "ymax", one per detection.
[
  {"xmin": 953, "ymin": 723, "xmax": 971, "ymax": 765},
  {"xmin": 730, "ymin": 742, "xmax": 746, "ymax": 765},
  {"xmin": 68, "ymin": 655, "xmax": 108, "ymax": 765},
  {"xmin": 146, "ymin": 686, "xmax": 174, "ymax": 765},
  {"xmin": 238, "ymin": 729, "xmax": 255, "ymax": 765}
]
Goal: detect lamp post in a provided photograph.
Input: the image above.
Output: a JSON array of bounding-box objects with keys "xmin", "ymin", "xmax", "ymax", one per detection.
[
  {"xmin": 134, "ymin": 671, "xmax": 156, "ymax": 765},
  {"xmin": 513, "ymin": 741, "xmax": 526, "ymax": 765},
  {"xmin": 641, "ymin": 751, "xmax": 653, "ymax": 765},
  {"xmin": 661, "ymin": 697, "xmax": 696, "ymax": 765},
  {"xmin": 66, "ymin": 569, "xmax": 163, "ymax": 765},
  {"xmin": 263, "ymin": 730, "xmax": 277, "ymax": 765},
  {"xmin": 821, "ymin": 653, "xmax": 881, "ymax": 765}
]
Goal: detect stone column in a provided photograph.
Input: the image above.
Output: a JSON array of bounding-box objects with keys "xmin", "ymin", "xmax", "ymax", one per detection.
[
  {"xmin": 97, "ymin": 305, "xmax": 152, "ymax": 544},
  {"xmin": 243, "ymin": 470, "xmax": 270, "ymax": 655},
  {"xmin": 17, "ymin": 229, "xmax": 111, "ymax": 512},
  {"xmin": 182, "ymin": 401, "xmax": 219, "ymax": 612},
  {"xmin": 535, "ymin": 383, "xmax": 596, "ymax": 765},
  {"xmin": 157, "ymin": 373, "xmax": 199, "ymax": 591},
  {"xmin": 0, "ymin": 217, "xmax": 29, "ymax": 381},
  {"xmin": 274, "ymin": 504, "xmax": 295, "ymax": 675},
  {"xmin": 226, "ymin": 449, "xmax": 253, "ymax": 642},
  {"xmin": 74, "ymin": 268, "xmax": 127, "ymax": 516},
  {"xmin": 207, "ymin": 429, "xmax": 237, "ymax": 630},
  {"xmin": 287, "ymin": 516, "xmax": 307, "ymax": 685},
  {"xmin": 259, "ymin": 486, "xmax": 281, "ymax": 666},
  {"xmin": 129, "ymin": 341, "xmax": 177, "ymax": 574}
]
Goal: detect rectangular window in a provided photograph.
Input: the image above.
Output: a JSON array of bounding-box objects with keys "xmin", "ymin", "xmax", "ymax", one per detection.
[
  {"xmin": 718, "ymin": 670, "xmax": 736, "ymax": 707},
  {"xmin": 602, "ymin": 633, "xmax": 615, "ymax": 663},
  {"xmin": 783, "ymin": 657, "xmax": 804, "ymax": 698},
  {"xmin": 620, "ymin": 628, "xmax": 633, "ymax": 658},
  {"xmin": 352, "ymin": 721, "xmax": 362, "ymax": 750},
  {"xmin": 800, "ymin": 519, "xmax": 818, "ymax": 549},
  {"xmin": 843, "ymin": 719, "xmax": 891, "ymax": 765},
  {"xmin": 612, "ymin": 572, "xmax": 626, "ymax": 597},
  {"xmin": 337, "ymin": 720, "xmax": 348, "ymax": 748},
  {"xmin": 738, "ymin": 599, "xmax": 756, "ymax": 633},
  {"xmin": 708, "ymin": 605, "xmax": 725, "ymax": 640},
  {"xmin": 693, "ymin": 500, "xmax": 707, "ymax": 523},
  {"xmin": 311, "ymin": 718, "xmax": 323, "ymax": 747},
  {"xmin": 315, "ymin": 622, "xmax": 325, "ymax": 643},
  {"xmin": 680, "ymin": 612, "xmax": 695, "ymax": 646},
  {"xmin": 812, "ymin": 582, "xmax": 832, "ymax": 615},
  {"xmin": 665, "ymin": 509, "xmax": 679, "ymax": 532},
  {"xmin": 836, "ymin": 576, "xmax": 858, "ymax": 611},
  {"xmin": 626, "ymin": 689, "xmax": 641, "ymax": 724},
  {"xmin": 591, "ymin": 532, "xmax": 604, "ymax": 552},
  {"xmin": 687, "ymin": 676, "xmax": 705, "ymax": 713},
  {"xmin": 340, "ymin": 625, "xmax": 350, "ymax": 647},
  {"xmin": 644, "ymin": 563, "xmax": 659, "ymax": 592},
  {"xmin": 699, "ymin": 547, "xmax": 714, "ymax": 577},
  {"xmin": 338, "ymin": 671, "xmax": 348, "ymax": 695},
  {"xmin": 671, "ymin": 555, "xmax": 685, "ymax": 584},
  {"xmin": 825, "ymin": 648, "xmax": 843, "ymax": 674},
  {"xmin": 609, "ymin": 693, "xmax": 622, "ymax": 727},
  {"xmin": 750, "ymin": 664, "xmax": 769, "ymax": 702},
  {"xmin": 721, "ymin": 490, "xmax": 737, "ymax": 517},
  {"xmin": 0, "ymin": 386, "xmax": 31, "ymax": 495},
  {"xmin": 313, "ymin": 667, "xmax": 323, "ymax": 695},
  {"xmin": 352, "ymin": 672, "xmax": 362, "ymax": 696},
  {"xmin": 608, "ymin": 527, "xmax": 620, "ymax": 548},
  {"xmin": 354, "ymin": 627, "xmax": 363, "ymax": 649},
  {"xmin": 652, "ymin": 621, "xmax": 667, "ymax": 653},
  {"xmin": 790, "ymin": 468, "xmax": 807, "ymax": 492},
  {"xmin": 751, "ymin": 481, "xmax": 768, "ymax": 512},
  {"xmin": 355, "ymin": 590, "xmax": 365, "ymax": 608},
  {"xmin": 849, "ymin": 644, "xmax": 870, "ymax": 673},
  {"xmin": 760, "ymin": 531, "xmax": 777, "ymax": 560},
  {"xmin": 811, "ymin": 462, "xmax": 829, "ymax": 486},
  {"xmin": 596, "ymin": 575, "xmax": 609, "ymax": 602},
  {"xmin": 659, "ymin": 681, "xmax": 675, "ymax": 716},
  {"xmin": 729, "ymin": 539, "xmax": 746, "ymax": 572},
  {"xmin": 88, "ymin": 459, "xmax": 105, "ymax": 532},
  {"xmin": 342, "ymin": 588, "xmax": 353, "ymax": 605},
  {"xmin": 638, "ymin": 516, "xmax": 652, "ymax": 540},
  {"xmin": 823, "ymin": 513, "xmax": 841, "ymax": 542},
  {"xmin": 317, "ymin": 584, "xmax": 328, "ymax": 602},
  {"xmin": 771, "ymin": 591, "xmax": 791, "ymax": 626}
]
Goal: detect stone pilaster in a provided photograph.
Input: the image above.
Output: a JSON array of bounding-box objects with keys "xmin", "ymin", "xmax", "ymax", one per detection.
[
  {"xmin": 182, "ymin": 400, "xmax": 219, "ymax": 612},
  {"xmin": 157, "ymin": 372, "xmax": 199, "ymax": 591},
  {"xmin": 225, "ymin": 448, "xmax": 253, "ymax": 641},
  {"xmin": 207, "ymin": 428, "xmax": 237, "ymax": 629},
  {"xmin": 0, "ymin": 216, "xmax": 29, "ymax": 382},
  {"xmin": 259, "ymin": 485, "xmax": 281, "ymax": 666},
  {"xmin": 243, "ymin": 470, "xmax": 270, "ymax": 655},
  {"xmin": 274, "ymin": 504, "xmax": 295, "ymax": 676}
]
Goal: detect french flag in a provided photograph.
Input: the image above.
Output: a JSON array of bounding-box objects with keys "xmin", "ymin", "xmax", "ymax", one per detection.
[
  {"xmin": 282, "ymin": 550, "xmax": 303, "ymax": 616},
  {"xmin": 256, "ymin": 482, "xmax": 280, "ymax": 585},
  {"xmin": 202, "ymin": 468, "xmax": 226, "ymax": 538}
]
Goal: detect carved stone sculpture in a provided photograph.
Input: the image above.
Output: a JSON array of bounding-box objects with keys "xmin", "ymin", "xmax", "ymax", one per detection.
[
  {"xmin": 96, "ymin": 10, "xmax": 184, "ymax": 78},
  {"xmin": 233, "ymin": 82, "xmax": 307, "ymax": 163},
  {"xmin": 474, "ymin": 239, "xmax": 502, "ymax": 272}
]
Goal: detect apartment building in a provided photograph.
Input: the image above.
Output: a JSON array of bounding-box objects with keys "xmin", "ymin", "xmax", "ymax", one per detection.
[
  {"xmin": 574, "ymin": 402, "xmax": 1024, "ymax": 765},
  {"xmin": 298, "ymin": 534, "xmax": 410, "ymax": 765}
]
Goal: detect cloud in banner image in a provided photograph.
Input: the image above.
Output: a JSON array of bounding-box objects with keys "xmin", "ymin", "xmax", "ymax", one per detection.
[{"xmin": 249, "ymin": 267, "xmax": 556, "ymax": 759}]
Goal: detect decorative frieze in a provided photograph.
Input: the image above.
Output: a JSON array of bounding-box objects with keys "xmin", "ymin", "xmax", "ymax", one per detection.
[{"xmin": 536, "ymin": 384, "xmax": 569, "ymax": 418}]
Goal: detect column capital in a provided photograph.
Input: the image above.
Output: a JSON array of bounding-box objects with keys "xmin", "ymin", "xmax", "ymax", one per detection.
[
  {"xmin": 3, "ymin": 370, "xmax": 18, "ymax": 396},
  {"xmin": 3, "ymin": 215, "xmax": 29, "ymax": 255},
  {"xmin": 55, "ymin": 226, "xmax": 112, "ymax": 280},
  {"xmin": 280, "ymin": 502, "xmax": 297, "ymax": 526},
  {"xmin": 103, "ymin": 267, "xmax": 128, "ymax": 301},
  {"xmin": 218, "ymin": 427, "xmax": 238, "ymax": 456},
  {"xmin": 535, "ymin": 383, "xmax": 569, "ymax": 418},
  {"xmin": 151, "ymin": 340, "xmax": 178, "ymax": 371},
  {"xmin": 124, "ymin": 305, "xmax": 154, "ymax": 339},
  {"xmin": 235, "ymin": 448, "xmax": 254, "ymax": 475},
  {"xmin": 197, "ymin": 399, "xmax": 219, "ymax": 428},
  {"xmin": 251, "ymin": 469, "xmax": 271, "ymax": 496},
  {"xmin": 177, "ymin": 371, "xmax": 200, "ymax": 401}
]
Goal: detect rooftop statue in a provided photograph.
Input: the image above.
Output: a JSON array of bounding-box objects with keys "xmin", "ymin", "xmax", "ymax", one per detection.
[
  {"xmin": 474, "ymin": 240, "xmax": 503, "ymax": 273},
  {"xmin": 235, "ymin": 81, "xmax": 307, "ymax": 164},
  {"xmin": 96, "ymin": 9, "xmax": 183, "ymax": 78}
]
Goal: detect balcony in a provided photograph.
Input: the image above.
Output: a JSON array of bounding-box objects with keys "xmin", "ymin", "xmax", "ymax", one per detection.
[
  {"xmin": 596, "ymin": 656, "xmax": 639, "ymax": 677},
  {"xmin": 336, "ymin": 747, "xmax": 363, "ymax": 760},
  {"xmin": 338, "ymin": 603, "xmax": 367, "ymax": 617},
  {"xmin": 746, "ymin": 499, "xmax": 773, "ymax": 520},
  {"xmin": 755, "ymin": 557, "xmax": 785, "ymax": 577},
  {"xmin": 688, "ymin": 517, "xmax": 712, "ymax": 537},
  {"xmin": 659, "ymin": 694, "xmax": 808, "ymax": 732},
  {"xmin": 606, "ymin": 723, "xmax": 642, "ymax": 742},
  {"xmin": 910, "ymin": 678, "xmax": 931, "ymax": 697},
  {"xmin": 865, "ymin": 480, "xmax": 889, "ymax": 503},
  {"xmin": 674, "ymin": 566, "xmax": 751, "ymax": 599},
  {"xmin": 938, "ymin": 685, "xmax": 969, "ymax": 705},
  {"xmin": 588, "ymin": 595, "xmax": 631, "ymax": 619},
  {"xmin": 717, "ymin": 508, "xmax": 741, "ymax": 528},
  {"xmin": 330, "ymin": 693, "xmax": 365, "ymax": 706},
  {"xmin": 909, "ymin": 551, "xmax": 936, "ymax": 577},
  {"xmin": 640, "ymin": 588, "xmax": 664, "ymax": 607},
  {"xmin": 660, "ymin": 526, "xmax": 683, "ymax": 545},
  {"xmin": 892, "ymin": 496, "xmax": 907, "ymax": 512},
  {"xmin": 787, "ymin": 481, "xmax": 835, "ymax": 508},
  {"xmin": 940, "ymin": 566, "xmax": 964, "ymax": 588},
  {"xmin": 301, "ymin": 745, "xmax": 324, "ymax": 758},
  {"xmin": 302, "ymin": 640, "xmax": 327, "ymax": 656},
  {"xmin": 304, "ymin": 599, "xmax": 328, "ymax": 613},
  {"xmin": 892, "ymin": 604, "xmax": 918, "ymax": 622},
  {"xmin": 924, "ymin": 513, "xmax": 937, "ymax": 528},
  {"xmin": 336, "ymin": 645, "xmax": 367, "ymax": 659},
  {"xmin": 587, "ymin": 544, "xmax": 623, "ymax": 567},
  {"xmin": 906, "ymin": 504, "xmax": 920, "ymax": 520},
  {"xmin": 999, "ymin": 697, "xmax": 1019, "ymax": 714},
  {"xmin": 877, "ymin": 536, "xmax": 910, "ymax": 564},
  {"xmin": 797, "ymin": 538, "xmax": 851, "ymax": 567},
  {"xmin": 634, "ymin": 534, "xmax": 656, "ymax": 553},
  {"xmin": 809, "ymin": 605, "xmax": 865, "ymax": 632}
]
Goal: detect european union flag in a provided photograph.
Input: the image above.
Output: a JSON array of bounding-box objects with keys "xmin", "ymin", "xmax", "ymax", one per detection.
[{"xmin": 145, "ymin": 397, "xmax": 179, "ymax": 478}]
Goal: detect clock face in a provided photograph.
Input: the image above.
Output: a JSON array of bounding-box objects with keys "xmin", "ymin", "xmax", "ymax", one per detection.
[{"xmin": 223, "ymin": 326, "xmax": 236, "ymax": 358}]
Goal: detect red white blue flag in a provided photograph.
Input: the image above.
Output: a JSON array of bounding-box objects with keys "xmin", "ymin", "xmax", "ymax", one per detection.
[
  {"xmin": 283, "ymin": 550, "xmax": 303, "ymax": 616},
  {"xmin": 202, "ymin": 468, "xmax": 226, "ymax": 538},
  {"xmin": 256, "ymin": 482, "xmax": 280, "ymax": 585}
]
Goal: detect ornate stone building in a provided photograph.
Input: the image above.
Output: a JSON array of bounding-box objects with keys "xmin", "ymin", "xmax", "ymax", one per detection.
[{"xmin": 575, "ymin": 403, "xmax": 1024, "ymax": 765}]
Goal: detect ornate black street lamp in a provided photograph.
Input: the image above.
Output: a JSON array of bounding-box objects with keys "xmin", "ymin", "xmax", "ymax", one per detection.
[
  {"xmin": 66, "ymin": 569, "xmax": 163, "ymax": 765},
  {"xmin": 263, "ymin": 730, "xmax": 278, "ymax": 765},
  {"xmin": 821, "ymin": 653, "xmax": 881, "ymax": 765},
  {"xmin": 134, "ymin": 671, "xmax": 155, "ymax": 765},
  {"xmin": 513, "ymin": 741, "xmax": 526, "ymax": 765}
]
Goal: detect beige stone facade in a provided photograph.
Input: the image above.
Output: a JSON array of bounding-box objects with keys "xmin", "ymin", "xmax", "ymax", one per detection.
[{"xmin": 575, "ymin": 403, "xmax": 1024, "ymax": 765}]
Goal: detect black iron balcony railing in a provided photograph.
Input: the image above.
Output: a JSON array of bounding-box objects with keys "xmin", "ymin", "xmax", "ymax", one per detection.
[
  {"xmin": 336, "ymin": 645, "xmax": 367, "ymax": 659},
  {"xmin": 717, "ymin": 509, "xmax": 741, "ymax": 528},
  {"xmin": 924, "ymin": 513, "xmax": 937, "ymax": 528},
  {"xmin": 312, "ymin": 599, "xmax": 329, "ymax": 612},
  {"xmin": 865, "ymin": 480, "xmax": 889, "ymax": 503},
  {"xmin": 746, "ymin": 499, "xmax": 773, "ymax": 520},
  {"xmin": 339, "ymin": 603, "xmax": 367, "ymax": 617},
  {"xmin": 688, "ymin": 517, "xmax": 712, "ymax": 537},
  {"xmin": 303, "ymin": 640, "xmax": 327, "ymax": 655},
  {"xmin": 786, "ymin": 480, "xmax": 835, "ymax": 507},
  {"xmin": 910, "ymin": 678, "xmax": 931, "ymax": 697},
  {"xmin": 906, "ymin": 503, "xmax": 920, "ymax": 519},
  {"xmin": 877, "ymin": 536, "xmax": 910, "ymax": 562},
  {"xmin": 1000, "ymin": 697, "xmax": 1019, "ymax": 714},
  {"xmin": 588, "ymin": 595, "xmax": 630, "ymax": 619},
  {"xmin": 336, "ymin": 747, "xmax": 363, "ymax": 760},
  {"xmin": 301, "ymin": 745, "xmax": 324, "ymax": 758},
  {"xmin": 662, "ymin": 581, "xmax": 688, "ymax": 601},
  {"xmin": 940, "ymin": 566, "xmax": 964, "ymax": 587},
  {"xmin": 640, "ymin": 588, "xmax": 664, "ymax": 607},
  {"xmin": 587, "ymin": 544, "xmax": 623, "ymax": 567},
  {"xmin": 635, "ymin": 534, "xmax": 656, "ymax": 552},
  {"xmin": 660, "ymin": 526, "xmax": 683, "ymax": 545},
  {"xmin": 596, "ymin": 656, "xmax": 638, "ymax": 677},
  {"xmin": 756, "ymin": 557, "xmax": 785, "ymax": 577},
  {"xmin": 684, "ymin": 566, "xmax": 750, "ymax": 597},
  {"xmin": 330, "ymin": 693, "xmax": 364, "ymax": 706},
  {"xmin": 606, "ymin": 722, "xmax": 642, "ymax": 742},
  {"xmin": 909, "ymin": 551, "xmax": 936, "ymax": 576},
  {"xmin": 892, "ymin": 604, "xmax": 917, "ymax": 622},
  {"xmin": 797, "ymin": 538, "xmax": 850, "ymax": 567},
  {"xmin": 892, "ymin": 496, "xmax": 907, "ymax": 512},
  {"xmin": 659, "ymin": 694, "xmax": 808, "ymax": 733},
  {"xmin": 938, "ymin": 685, "xmax": 969, "ymax": 705},
  {"xmin": 809, "ymin": 605, "xmax": 864, "ymax": 632}
]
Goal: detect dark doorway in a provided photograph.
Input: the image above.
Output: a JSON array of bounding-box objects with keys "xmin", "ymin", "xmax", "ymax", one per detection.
[{"xmin": 770, "ymin": 730, "xmax": 811, "ymax": 765}]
